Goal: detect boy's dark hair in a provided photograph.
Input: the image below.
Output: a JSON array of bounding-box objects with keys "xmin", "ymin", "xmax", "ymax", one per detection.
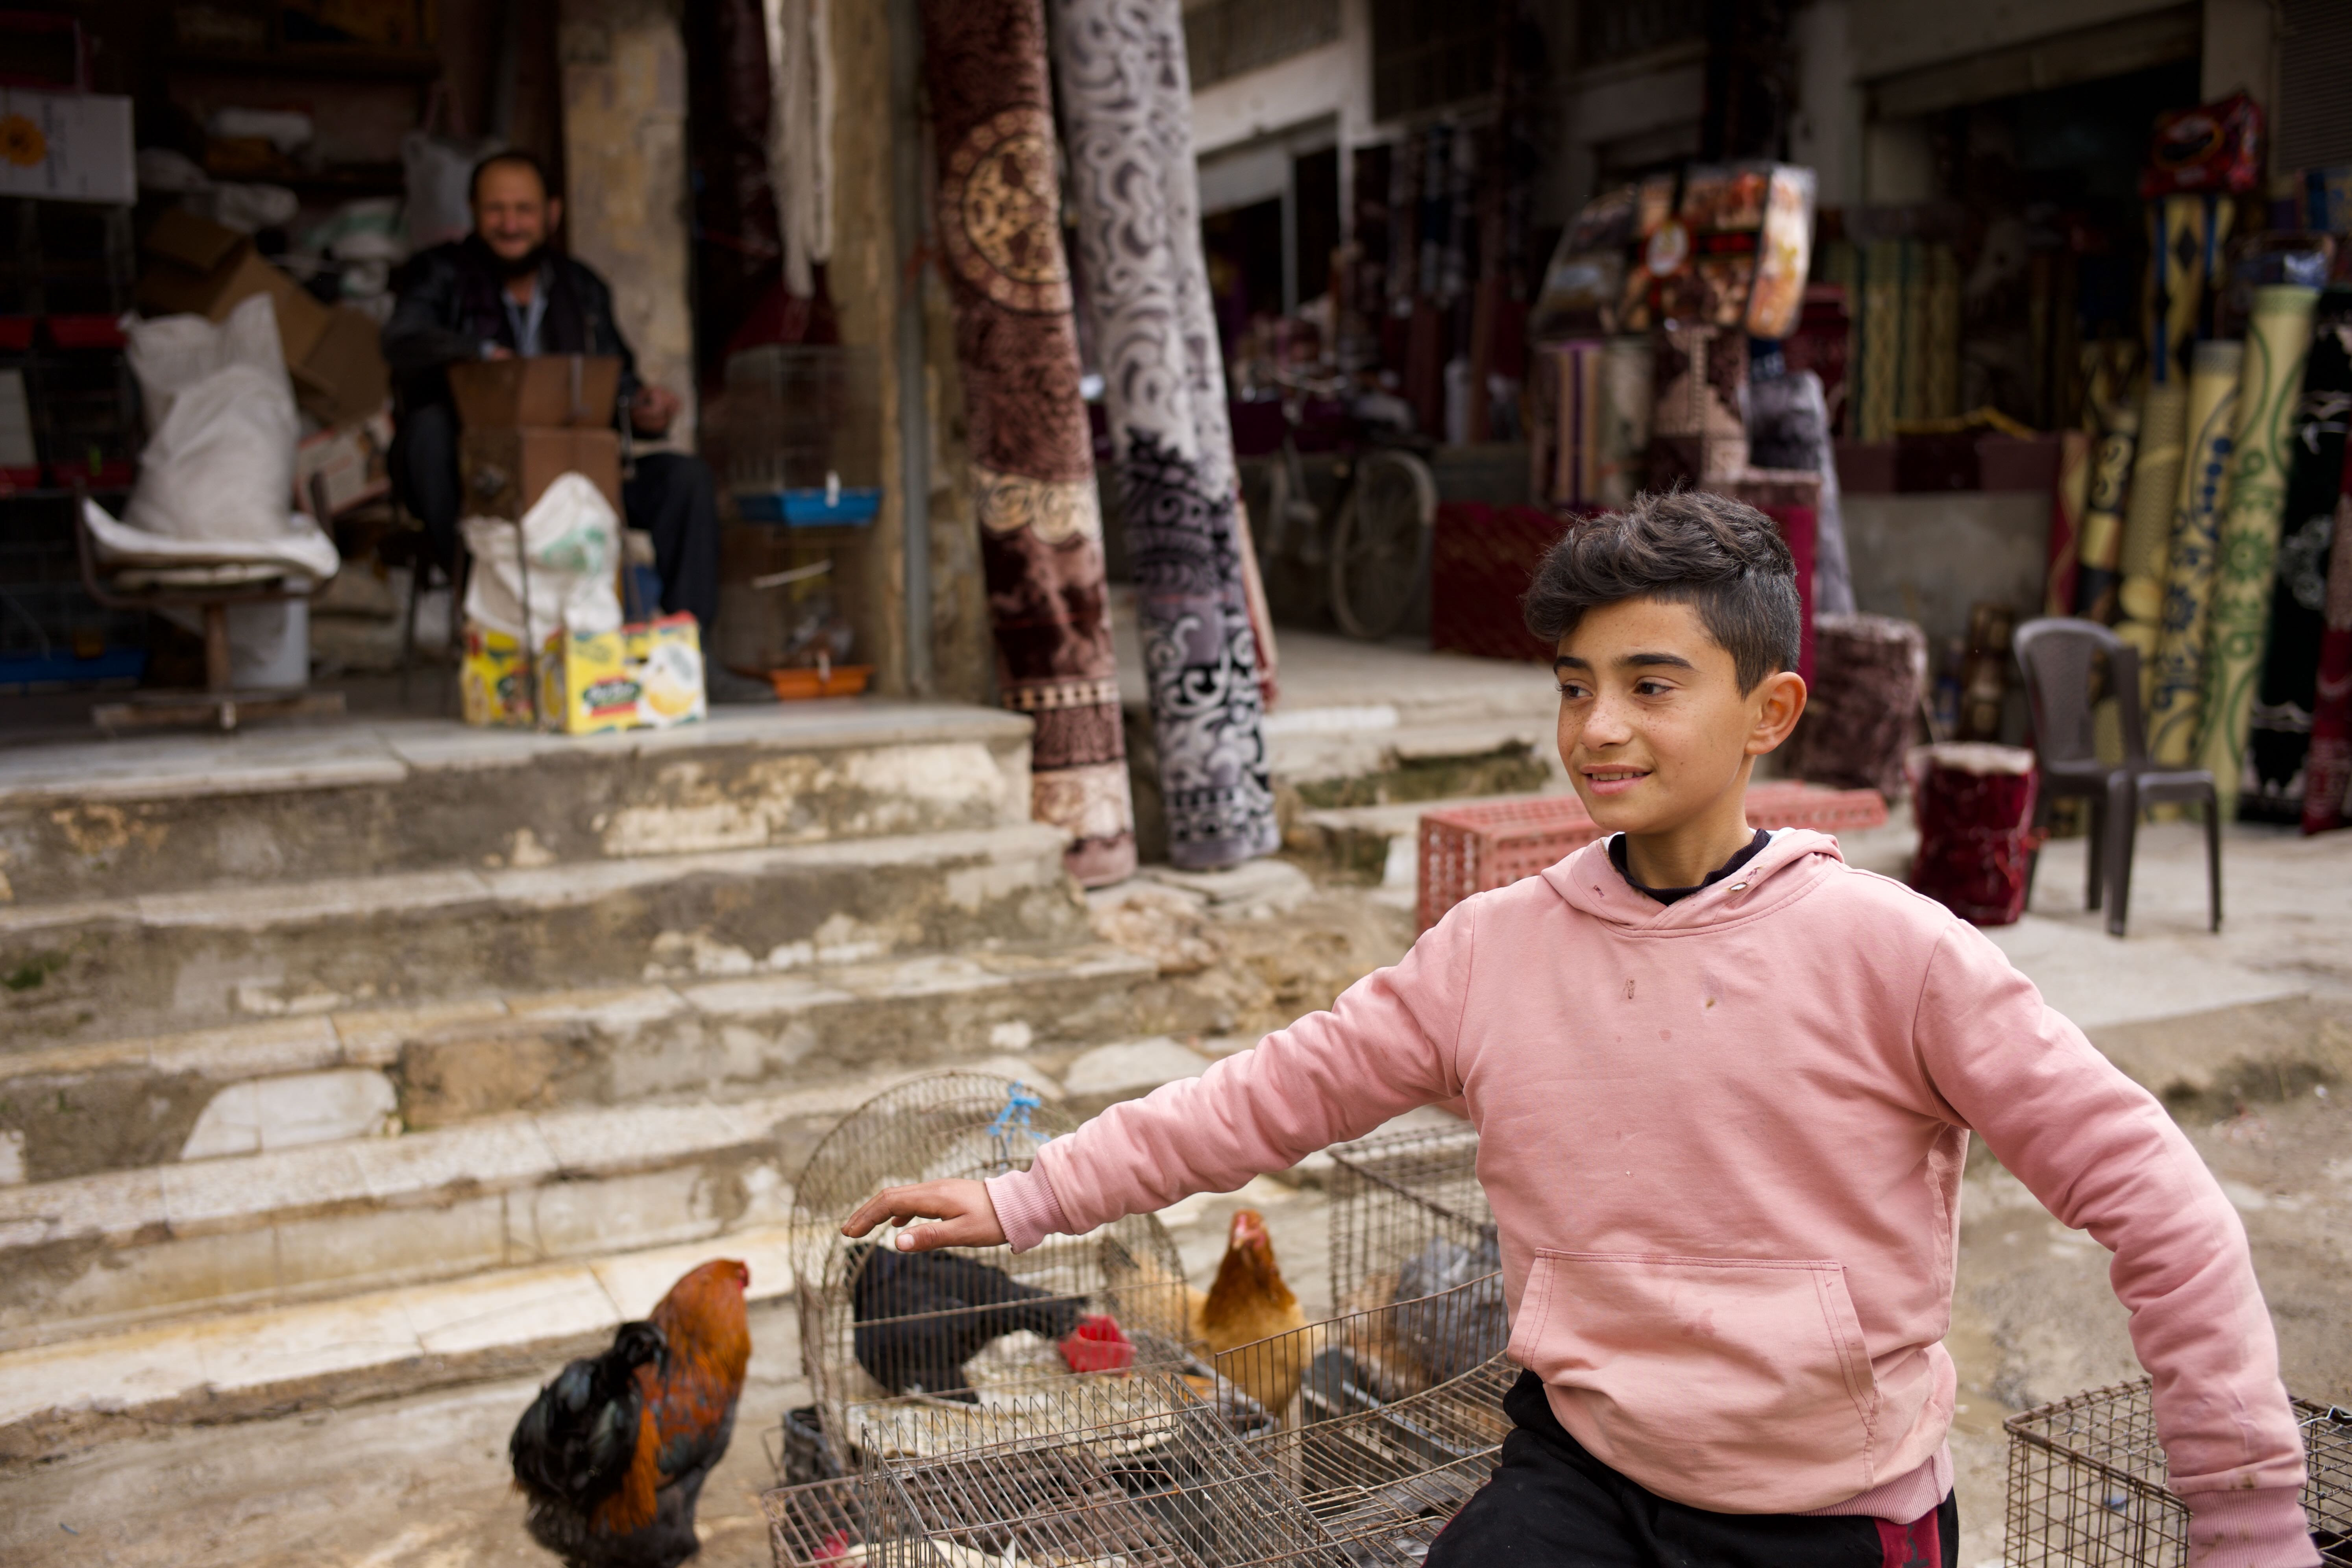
[
  {"xmin": 1522, "ymin": 491, "xmax": 1800, "ymax": 692},
  {"xmin": 469, "ymin": 149, "xmax": 553, "ymax": 205}
]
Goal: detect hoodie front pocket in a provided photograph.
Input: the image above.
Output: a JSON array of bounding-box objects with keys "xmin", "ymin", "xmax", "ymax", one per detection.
[{"xmin": 1508, "ymin": 1250, "xmax": 1881, "ymax": 1510}]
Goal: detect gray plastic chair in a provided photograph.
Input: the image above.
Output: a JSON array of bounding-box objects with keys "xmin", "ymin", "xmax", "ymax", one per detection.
[{"xmin": 2014, "ymin": 618, "xmax": 2220, "ymax": 937}]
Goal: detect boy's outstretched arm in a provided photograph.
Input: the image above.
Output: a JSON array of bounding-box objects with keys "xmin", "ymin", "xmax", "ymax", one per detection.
[
  {"xmin": 845, "ymin": 897, "xmax": 1476, "ymax": 1254},
  {"xmin": 1915, "ymin": 923, "xmax": 2316, "ymax": 1568}
]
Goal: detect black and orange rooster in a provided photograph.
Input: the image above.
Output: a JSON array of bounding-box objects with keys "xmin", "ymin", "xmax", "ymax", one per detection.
[{"xmin": 512, "ymin": 1259, "xmax": 751, "ymax": 1568}]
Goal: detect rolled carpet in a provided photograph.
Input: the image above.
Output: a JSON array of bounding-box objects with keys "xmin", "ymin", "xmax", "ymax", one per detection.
[
  {"xmin": 2199, "ymin": 284, "xmax": 2320, "ymax": 819},
  {"xmin": 1786, "ymin": 612, "xmax": 1927, "ymax": 798},
  {"xmin": 2304, "ymin": 446, "xmax": 2352, "ymax": 834},
  {"xmin": 2146, "ymin": 340, "xmax": 2245, "ymax": 765},
  {"xmin": 2113, "ymin": 378, "xmax": 2189, "ymax": 676}
]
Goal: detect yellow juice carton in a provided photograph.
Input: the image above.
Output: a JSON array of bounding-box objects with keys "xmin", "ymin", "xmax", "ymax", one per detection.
[
  {"xmin": 632, "ymin": 613, "xmax": 706, "ymax": 728},
  {"xmin": 459, "ymin": 623, "xmax": 537, "ymax": 727},
  {"xmin": 543, "ymin": 627, "xmax": 643, "ymax": 735}
]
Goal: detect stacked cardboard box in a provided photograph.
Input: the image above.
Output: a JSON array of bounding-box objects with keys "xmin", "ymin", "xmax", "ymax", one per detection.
[
  {"xmin": 137, "ymin": 209, "xmax": 388, "ymax": 427},
  {"xmin": 447, "ymin": 355, "xmax": 624, "ymax": 518}
]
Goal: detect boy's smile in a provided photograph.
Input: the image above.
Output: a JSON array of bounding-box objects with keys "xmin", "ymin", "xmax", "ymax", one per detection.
[{"xmin": 1554, "ymin": 596, "xmax": 1806, "ymax": 889}]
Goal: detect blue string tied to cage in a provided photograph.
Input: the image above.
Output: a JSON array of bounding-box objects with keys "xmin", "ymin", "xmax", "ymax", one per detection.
[{"xmin": 987, "ymin": 1081, "xmax": 1042, "ymax": 1141}]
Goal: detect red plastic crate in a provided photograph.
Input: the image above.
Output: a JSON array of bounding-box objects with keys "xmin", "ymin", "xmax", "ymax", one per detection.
[{"xmin": 1416, "ymin": 781, "xmax": 1890, "ymax": 928}]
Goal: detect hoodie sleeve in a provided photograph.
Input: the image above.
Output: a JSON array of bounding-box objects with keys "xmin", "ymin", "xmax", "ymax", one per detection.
[
  {"xmin": 1912, "ymin": 923, "xmax": 2314, "ymax": 1568},
  {"xmin": 984, "ymin": 897, "xmax": 1479, "ymax": 1252}
]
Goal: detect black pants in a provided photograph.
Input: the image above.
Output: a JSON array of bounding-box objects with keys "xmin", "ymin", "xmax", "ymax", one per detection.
[
  {"xmin": 392, "ymin": 400, "xmax": 722, "ymax": 633},
  {"xmin": 1427, "ymin": 1372, "xmax": 1957, "ymax": 1568}
]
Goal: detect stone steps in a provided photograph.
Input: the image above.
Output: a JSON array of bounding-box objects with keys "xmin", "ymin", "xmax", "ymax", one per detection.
[
  {"xmin": 1, "ymin": 823, "xmax": 1091, "ymax": 1048},
  {"xmin": 0, "ymin": 1222, "xmax": 804, "ymax": 1468},
  {"xmin": 0, "ymin": 943, "xmax": 1164, "ymax": 1186},
  {"xmin": 0, "ymin": 1058, "xmax": 1067, "ymax": 1352},
  {"xmin": 0, "ymin": 703, "xmax": 1033, "ymax": 903}
]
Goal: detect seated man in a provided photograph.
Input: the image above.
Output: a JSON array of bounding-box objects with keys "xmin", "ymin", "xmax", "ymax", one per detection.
[{"xmin": 383, "ymin": 149, "xmax": 719, "ymax": 640}]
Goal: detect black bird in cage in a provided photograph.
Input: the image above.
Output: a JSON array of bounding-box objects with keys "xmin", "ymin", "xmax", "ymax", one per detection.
[{"xmin": 849, "ymin": 1242, "xmax": 1084, "ymax": 1401}]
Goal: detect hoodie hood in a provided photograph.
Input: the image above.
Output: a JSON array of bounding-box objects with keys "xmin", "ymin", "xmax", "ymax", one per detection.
[{"xmin": 1540, "ymin": 827, "xmax": 1847, "ymax": 932}]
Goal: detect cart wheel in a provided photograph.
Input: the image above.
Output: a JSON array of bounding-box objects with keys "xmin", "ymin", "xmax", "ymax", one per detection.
[{"xmin": 1328, "ymin": 449, "xmax": 1436, "ymax": 641}]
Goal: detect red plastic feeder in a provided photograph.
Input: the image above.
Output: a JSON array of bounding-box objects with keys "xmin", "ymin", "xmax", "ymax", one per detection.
[{"xmin": 1059, "ymin": 1314, "xmax": 1134, "ymax": 1374}]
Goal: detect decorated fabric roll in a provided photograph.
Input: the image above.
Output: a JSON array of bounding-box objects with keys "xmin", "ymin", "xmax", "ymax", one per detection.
[
  {"xmin": 1595, "ymin": 335, "xmax": 1654, "ymax": 508},
  {"xmin": 1786, "ymin": 612, "xmax": 1926, "ymax": 798},
  {"xmin": 1047, "ymin": 0, "xmax": 1277, "ymax": 869},
  {"xmin": 2145, "ymin": 194, "xmax": 2234, "ymax": 385},
  {"xmin": 2241, "ymin": 288, "xmax": 2352, "ymax": 823},
  {"xmin": 2114, "ymin": 379, "xmax": 2188, "ymax": 668},
  {"xmin": 920, "ymin": 0, "xmax": 1136, "ymax": 885},
  {"xmin": 2199, "ymin": 285, "xmax": 2321, "ymax": 818},
  {"xmin": 2147, "ymin": 340, "xmax": 2245, "ymax": 764},
  {"xmin": 2045, "ymin": 429, "xmax": 2091, "ymax": 616},
  {"xmin": 1909, "ymin": 743, "xmax": 2040, "ymax": 926},
  {"xmin": 2304, "ymin": 459, "xmax": 2352, "ymax": 834},
  {"xmin": 2072, "ymin": 401, "xmax": 2139, "ymax": 623}
]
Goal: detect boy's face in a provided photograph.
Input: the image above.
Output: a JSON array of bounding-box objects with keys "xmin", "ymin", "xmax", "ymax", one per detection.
[{"xmin": 1553, "ymin": 596, "xmax": 1806, "ymax": 838}]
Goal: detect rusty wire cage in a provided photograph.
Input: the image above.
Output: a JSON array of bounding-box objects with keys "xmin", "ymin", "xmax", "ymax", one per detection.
[
  {"xmin": 1327, "ymin": 1122, "xmax": 1494, "ymax": 1311},
  {"xmin": 2006, "ymin": 1380, "xmax": 2352, "ymax": 1566},
  {"xmin": 788, "ymin": 1072, "xmax": 1197, "ymax": 1465}
]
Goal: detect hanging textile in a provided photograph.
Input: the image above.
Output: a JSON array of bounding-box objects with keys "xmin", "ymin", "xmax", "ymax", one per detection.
[
  {"xmin": 2198, "ymin": 284, "xmax": 2319, "ymax": 818},
  {"xmin": 763, "ymin": 0, "xmax": 834, "ymax": 299},
  {"xmin": 2304, "ymin": 444, "xmax": 2352, "ymax": 834},
  {"xmin": 919, "ymin": 0, "xmax": 1136, "ymax": 885},
  {"xmin": 2145, "ymin": 194, "xmax": 2233, "ymax": 386},
  {"xmin": 2113, "ymin": 381, "xmax": 2187, "ymax": 672},
  {"xmin": 2045, "ymin": 430, "xmax": 2090, "ymax": 617},
  {"xmin": 2241, "ymin": 289, "xmax": 2352, "ymax": 823},
  {"xmin": 2147, "ymin": 340, "xmax": 2244, "ymax": 764},
  {"xmin": 1047, "ymin": 0, "xmax": 1279, "ymax": 870}
]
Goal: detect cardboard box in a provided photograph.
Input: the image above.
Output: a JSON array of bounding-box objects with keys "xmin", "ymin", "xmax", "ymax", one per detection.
[
  {"xmin": 526, "ymin": 614, "xmax": 707, "ymax": 735},
  {"xmin": 292, "ymin": 305, "xmax": 390, "ymax": 428},
  {"xmin": 0, "ymin": 90, "xmax": 134, "ymax": 205},
  {"xmin": 137, "ymin": 209, "xmax": 330, "ymax": 366},
  {"xmin": 459, "ymin": 426, "xmax": 622, "ymax": 519},
  {"xmin": 449, "ymin": 356, "xmax": 624, "ymax": 429}
]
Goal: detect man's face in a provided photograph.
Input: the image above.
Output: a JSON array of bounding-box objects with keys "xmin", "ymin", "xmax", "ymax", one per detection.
[
  {"xmin": 1553, "ymin": 595, "xmax": 1792, "ymax": 836},
  {"xmin": 473, "ymin": 162, "xmax": 558, "ymax": 265}
]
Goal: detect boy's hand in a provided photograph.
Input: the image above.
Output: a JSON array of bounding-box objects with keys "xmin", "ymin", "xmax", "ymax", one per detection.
[{"xmin": 842, "ymin": 1179, "xmax": 1006, "ymax": 1252}]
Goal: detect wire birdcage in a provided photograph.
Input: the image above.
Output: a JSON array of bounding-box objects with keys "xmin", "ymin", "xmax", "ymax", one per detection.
[
  {"xmin": 2005, "ymin": 1380, "xmax": 2352, "ymax": 1566},
  {"xmin": 856, "ymin": 1366, "xmax": 1357, "ymax": 1568},
  {"xmin": 1327, "ymin": 1123, "xmax": 1492, "ymax": 1310},
  {"xmin": 763, "ymin": 1475, "xmax": 865, "ymax": 1568},
  {"xmin": 790, "ymin": 1072, "xmax": 1198, "ymax": 1460}
]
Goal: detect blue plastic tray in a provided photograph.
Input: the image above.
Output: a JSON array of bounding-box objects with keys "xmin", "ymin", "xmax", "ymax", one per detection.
[{"xmin": 736, "ymin": 488, "xmax": 881, "ymax": 526}]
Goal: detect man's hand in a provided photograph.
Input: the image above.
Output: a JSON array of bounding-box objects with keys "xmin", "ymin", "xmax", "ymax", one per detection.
[
  {"xmin": 629, "ymin": 384, "xmax": 681, "ymax": 437},
  {"xmin": 842, "ymin": 1179, "xmax": 1006, "ymax": 1253}
]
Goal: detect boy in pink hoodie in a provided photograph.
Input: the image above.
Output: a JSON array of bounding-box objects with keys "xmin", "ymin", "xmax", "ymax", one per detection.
[{"xmin": 847, "ymin": 494, "xmax": 2316, "ymax": 1567}]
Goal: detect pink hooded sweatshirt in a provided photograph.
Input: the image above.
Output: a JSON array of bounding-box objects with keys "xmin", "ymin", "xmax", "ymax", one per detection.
[{"xmin": 987, "ymin": 831, "xmax": 2315, "ymax": 1567}]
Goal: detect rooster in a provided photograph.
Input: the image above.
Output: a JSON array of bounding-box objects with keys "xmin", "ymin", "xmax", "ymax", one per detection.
[
  {"xmin": 513, "ymin": 1259, "xmax": 752, "ymax": 1568},
  {"xmin": 1100, "ymin": 1209, "xmax": 1309, "ymax": 1413}
]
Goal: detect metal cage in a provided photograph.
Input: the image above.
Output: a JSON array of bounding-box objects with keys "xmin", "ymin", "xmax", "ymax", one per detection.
[
  {"xmin": 2005, "ymin": 1380, "xmax": 2352, "ymax": 1566},
  {"xmin": 789, "ymin": 1072, "xmax": 1196, "ymax": 1459},
  {"xmin": 1326, "ymin": 1122, "xmax": 1493, "ymax": 1310}
]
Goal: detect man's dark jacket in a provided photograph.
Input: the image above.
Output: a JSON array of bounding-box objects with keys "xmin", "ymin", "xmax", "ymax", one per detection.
[{"xmin": 381, "ymin": 235, "xmax": 641, "ymax": 418}]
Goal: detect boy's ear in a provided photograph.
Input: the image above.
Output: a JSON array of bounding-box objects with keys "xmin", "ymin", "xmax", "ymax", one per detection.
[{"xmin": 1746, "ymin": 670, "xmax": 1807, "ymax": 755}]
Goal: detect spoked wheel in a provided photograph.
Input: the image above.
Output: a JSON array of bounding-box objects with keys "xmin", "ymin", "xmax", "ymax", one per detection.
[{"xmin": 1328, "ymin": 449, "xmax": 1437, "ymax": 640}]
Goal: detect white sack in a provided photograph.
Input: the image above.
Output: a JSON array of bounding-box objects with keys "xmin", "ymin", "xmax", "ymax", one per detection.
[
  {"xmin": 460, "ymin": 473, "xmax": 624, "ymax": 640},
  {"xmin": 124, "ymin": 291, "xmax": 285, "ymax": 432},
  {"xmin": 403, "ymin": 130, "xmax": 501, "ymax": 252},
  {"xmin": 106, "ymin": 294, "xmax": 338, "ymax": 577}
]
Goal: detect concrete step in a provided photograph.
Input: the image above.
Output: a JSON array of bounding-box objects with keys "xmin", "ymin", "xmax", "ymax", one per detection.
[
  {"xmin": 0, "ymin": 1222, "xmax": 803, "ymax": 1468},
  {"xmin": 1266, "ymin": 713, "xmax": 1566, "ymax": 810},
  {"xmin": 0, "ymin": 823, "xmax": 1090, "ymax": 1048},
  {"xmin": 0, "ymin": 943, "xmax": 1161, "ymax": 1185},
  {"xmin": 0, "ymin": 701, "xmax": 1032, "ymax": 904},
  {"xmin": 0, "ymin": 1058, "xmax": 1063, "ymax": 1351}
]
